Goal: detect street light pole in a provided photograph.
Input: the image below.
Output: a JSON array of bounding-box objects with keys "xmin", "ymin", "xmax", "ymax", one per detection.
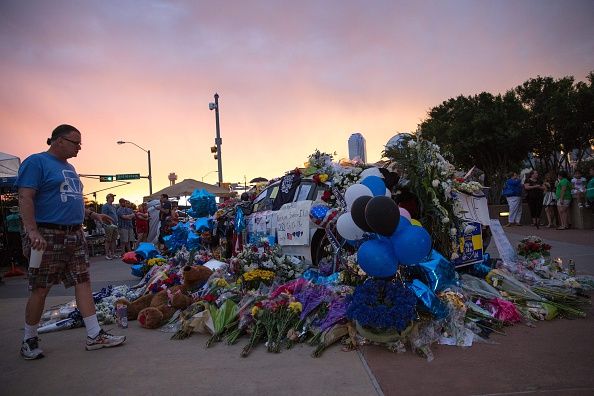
[
  {"xmin": 201, "ymin": 170, "xmax": 218, "ymax": 182},
  {"xmin": 116, "ymin": 141, "xmax": 153, "ymax": 196},
  {"xmin": 210, "ymin": 93, "xmax": 223, "ymax": 186},
  {"xmin": 147, "ymin": 149, "xmax": 153, "ymax": 195}
]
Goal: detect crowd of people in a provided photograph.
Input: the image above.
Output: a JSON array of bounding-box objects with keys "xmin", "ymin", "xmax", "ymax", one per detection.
[
  {"xmin": 84, "ymin": 193, "xmax": 181, "ymax": 260},
  {"xmin": 502, "ymin": 167, "xmax": 594, "ymax": 230}
]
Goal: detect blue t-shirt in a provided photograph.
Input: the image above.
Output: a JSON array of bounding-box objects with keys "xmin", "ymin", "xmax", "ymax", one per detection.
[
  {"xmin": 16, "ymin": 152, "xmax": 84, "ymax": 224},
  {"xmin": 117, "ymin": 207, "xmax": 134, "ymax": 229},
  {"xmin": 101, "ymin": 203, "xmax": 118, "ymax": 225},
  {"xmin": 502, "ymin": 178, "xmax": 522, "ymax": 197}
]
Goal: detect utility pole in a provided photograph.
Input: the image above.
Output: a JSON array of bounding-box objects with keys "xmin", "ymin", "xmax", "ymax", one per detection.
[{"xmin": 210, "ymin": 93, "xmax": 223, "ymax": 186}]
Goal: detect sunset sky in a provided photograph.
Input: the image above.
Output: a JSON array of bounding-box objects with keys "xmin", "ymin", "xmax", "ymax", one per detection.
[{"xmin": 1, "ymin": 0, "xmax": 593, "ymax": 204}]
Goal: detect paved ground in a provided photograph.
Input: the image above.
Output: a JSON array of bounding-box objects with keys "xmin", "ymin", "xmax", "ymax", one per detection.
[{"xmin": 0, "ymin": 228, "xmax": 592, "ymax": 395}]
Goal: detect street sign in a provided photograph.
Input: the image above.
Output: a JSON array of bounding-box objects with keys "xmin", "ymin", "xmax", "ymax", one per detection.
[
  {"xmin": 116, "ymin": 173, "xmax": 141, "ymax": 180},
  {"xmin": 99, "ymin": 175, "xmax": 115, "ymax": 182}
]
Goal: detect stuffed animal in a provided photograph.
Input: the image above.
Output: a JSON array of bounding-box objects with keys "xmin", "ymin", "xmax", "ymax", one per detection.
[{"xmin": 116, "ymin": 265, "xmax": 212, "ymax": 329}]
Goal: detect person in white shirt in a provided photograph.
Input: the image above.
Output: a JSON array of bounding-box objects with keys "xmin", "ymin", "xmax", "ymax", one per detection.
[{"xmin": 571, "ymin": 170, "xmax": 587, "ymax": 208}]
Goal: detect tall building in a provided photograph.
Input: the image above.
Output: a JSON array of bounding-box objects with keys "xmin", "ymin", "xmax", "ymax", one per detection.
[{"xmin": 348, "ymin": 132, "xmax": 367, "ymax": 163}]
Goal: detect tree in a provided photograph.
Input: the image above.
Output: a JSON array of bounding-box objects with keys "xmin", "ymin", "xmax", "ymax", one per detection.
[
  {"xmin": 515, "ymin": 73, "xmax": 594, "ymax": 172},
  {"xmin": 572, "ymin": 72, "xmax": 594, "ymax": 165},
  {"xmin": 418, "ymin": 91, "xmax": 531, "ymax": 203}
]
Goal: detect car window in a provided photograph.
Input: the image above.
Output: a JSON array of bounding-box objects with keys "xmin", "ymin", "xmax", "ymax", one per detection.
[
  {"xmin": 294, "ymin": 183, "xmax": 312, "ymax": 202},
  {"xmin": 253, "ymin": 185, "xmax": 279, "ymax": 212}
]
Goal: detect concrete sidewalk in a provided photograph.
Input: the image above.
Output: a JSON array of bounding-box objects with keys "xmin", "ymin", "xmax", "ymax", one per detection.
[
  {"xmin": 0, "ymin": 258, "xmax": 379, "ymax": 396},
  {"xmin": 1, "ymin": 228, "xmax": 592, "ymax": 395},
  {"xmin": 363, "ymin": 227, "xmax": 594, "ymax": 396}
]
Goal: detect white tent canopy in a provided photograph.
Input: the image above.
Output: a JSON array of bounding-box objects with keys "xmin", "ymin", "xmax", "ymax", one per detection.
[{"xmin": 0, "ymin": 152, "xmax": 20, "ymax": 178}]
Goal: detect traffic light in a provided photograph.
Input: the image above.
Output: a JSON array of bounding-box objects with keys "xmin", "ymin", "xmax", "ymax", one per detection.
[
  {"xmin": 213, "ymin": 154, "xmax": 218, "ymax": 160},
  {"xmin": 99, "ymin": 175, "xmax": 114, "ymax": 182},
  {"xmin": 210, "ymin": 146, "xmax": 217, "ymax": 153}
]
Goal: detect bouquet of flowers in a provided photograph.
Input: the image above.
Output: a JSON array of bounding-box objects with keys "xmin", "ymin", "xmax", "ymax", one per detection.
[
  {"xmin": 383, "ymin": 134, "xmax": 459, "ymax": 259},
  {"xmin": 147, "ymin": 257, "xmax": 167, "ymax": 267},
  {"xmin": 237, "ymin": 269, "xmax": 275, "ymax": 291},
  {"xmin": 453, "ymin": 179, "xmax": 485, "ymax": 196},
  {"xmin": 338, "ymin": 253, "xmax": 367, "ymax": 287},
  {"xmin": 241, "ymin": 293, "xmax": 303, "ymax": 356},
  {"xmin": 304, "ymin": 149, "xmax": 335, "ymax": 176},
  {"xmin": 347, "ymin": 279, "xmax": 417, "ymax": 337},
  {"xmin": 321, "ymin": 165, "xmax": 364, "ymax": 207},
  {"xmin": 231, "ymin": 244, "xmax": 303, "ymax": 282},
  {"xmin": 517, "ymin": 236, "xmax": 551, "ymax": 260}
]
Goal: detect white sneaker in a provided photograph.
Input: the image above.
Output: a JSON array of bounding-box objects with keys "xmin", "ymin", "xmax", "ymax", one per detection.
[
  {"xmin": 21, "ymin": 337, "xmax": 44, "ymax": 360},
  {"xmin": 86, "ymin": 329, "xmax": 126, "ymax": 351},
  {"xmin": 105, "ymin": 255, "xmax": 112, "ymax": 260}
]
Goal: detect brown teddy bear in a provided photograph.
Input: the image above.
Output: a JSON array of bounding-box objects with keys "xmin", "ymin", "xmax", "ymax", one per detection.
[{"xmin": 116, "ymin": 265, "xmax": 213, "ymax": 329}]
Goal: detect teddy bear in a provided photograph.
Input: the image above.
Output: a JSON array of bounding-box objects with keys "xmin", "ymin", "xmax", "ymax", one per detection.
[{"xmin": 116, "ymin": 265, "xmax": 213, "ymax": 329}]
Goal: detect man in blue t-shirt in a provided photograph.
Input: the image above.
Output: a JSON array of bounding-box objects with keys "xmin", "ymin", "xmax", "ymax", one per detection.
[
  {"xmin": 101, "ymin": 193, "xmax": 119, "ymax": 260},
  {"xmin": 16, "ymin": 124, "xmax": 126, "ymax": 360},
  {"xmin": 116, "ymin": 198, "xmax": 135, "ymax": 252}
]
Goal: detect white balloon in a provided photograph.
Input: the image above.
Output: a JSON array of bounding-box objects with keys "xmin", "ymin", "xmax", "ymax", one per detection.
[
  {"xmin": 385, "ymin": 188, "xmax": 392, "ymax": 197},
  {"xmin": 345, "ymin": 184, "xmax": 373, "ymax": 210},
  {"xmin": 399, "ymin": 207, "xmax": 412, "ymax": 220},
  {"xmin": 359, "ymin": 167, "xmax": 383, "ymax": 180},
  {"xmin": 336, "ymin": 213, "xmax": 365, "ymax": 241}
]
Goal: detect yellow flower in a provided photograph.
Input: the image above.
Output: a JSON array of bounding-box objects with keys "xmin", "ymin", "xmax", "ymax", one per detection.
[
  {"xmin": 288, "ymin": 302, "xmax": 302, "ymax": 313},
  {"xmin": 319, "ymin": 174, "xmax": 329, "ymax": 183},
  {"xmin": 251, "ymin": 306, "xmax": 260, "ymax": 317},
  {"xmin": 215, "ymin": 278, "xmax": 229, "ymax": 288}
]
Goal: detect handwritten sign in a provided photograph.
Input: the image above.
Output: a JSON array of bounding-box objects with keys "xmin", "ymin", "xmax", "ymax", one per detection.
[
  {"xmin": 453, "ymin": 191, "xmax": 490, "ymax": 226},
  {"xmin": 276, "ymin": 201, "xmax": 312, "ymax": 245},
  {"xmin": 246, "ymin": 210, "xmax": 276, "ymax": 245}
]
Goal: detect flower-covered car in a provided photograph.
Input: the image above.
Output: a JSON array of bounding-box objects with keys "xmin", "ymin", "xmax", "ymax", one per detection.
[{"xmin": 245, "ymin": 174, "xmax": 332, "ymax": 266}]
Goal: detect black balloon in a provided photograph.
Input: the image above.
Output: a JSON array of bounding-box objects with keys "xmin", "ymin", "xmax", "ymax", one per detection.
[
  {"xmin": 365, "ymin": 196, "xmax": 400, "ymax": 236},
  {"xmin": 351, "ymin": 196, "xmax": 373, "ymax": 232}
]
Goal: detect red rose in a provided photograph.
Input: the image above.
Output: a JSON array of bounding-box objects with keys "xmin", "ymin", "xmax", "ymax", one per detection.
[
  {"xmin": 202, "ymin": 294, "xmax": 216, "ymax": 303},
  {"xmin": 321, "ymin": 190, "xmax": 332, "ymax": 202}
]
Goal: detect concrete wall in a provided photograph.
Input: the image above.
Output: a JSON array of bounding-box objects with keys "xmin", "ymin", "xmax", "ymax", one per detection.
[{"xmin": 488, "ymin": 202, "xmax": 593, "ymax": 229}]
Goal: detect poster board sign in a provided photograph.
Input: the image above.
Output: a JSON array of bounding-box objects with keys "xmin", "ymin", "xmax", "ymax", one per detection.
[
  {"xmin": 453, "ymin": 191, "xmax": 490, "ymax": 226},
  {"xmin": 452, "ymin": 221, "xmax": 483, "ymax": 267},
  {"xmin": 276, "ymin": 201, "xmax": 312, "ymax": 246},
  {"xmin": 246, "ymin": 210, "xmax": 276, "ymax": 245}
]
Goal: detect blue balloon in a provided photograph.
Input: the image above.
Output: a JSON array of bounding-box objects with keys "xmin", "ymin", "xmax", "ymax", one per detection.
[
  {"xmin": 188, "ymin": 189, "xmax": 217, "ymax": 217},
  {"xmin": 186, "ymin": 232, "xmax": 201, "ymax": 250},
  {"xmin": 194, "ymin": 217, "xmax": 211, "ymax": 232},
  {"xmin": 396, "ymin": 216, "xmax": 411, "ymax": 232},
  {"xmin": 357, "ymin": 239, "xmax": 398, "ymax": 277},
  {"xmin": 408, "ymin": 279, "xmax": 448, "ymax": 319},
  {"xmin": 135, "ymin": 242, "xmax": 159, "ymax": 260},
  {"xmin": 391, "ymin": 225, "xmax": 432, "ymax": 265},
  {"xmin": 417, "ymin": 249, "xmax": 458, "ymax": 292},
  {"xmin": 310, "ymin": 205, "xmax": 329, "ymax": 223},
  {"xmin": 235, "ymin": 207, "xmax": 246, "ymax": 233},
  {"xmin": 360, "ymin": 176, "xmax": 386, "ymax": 197}
]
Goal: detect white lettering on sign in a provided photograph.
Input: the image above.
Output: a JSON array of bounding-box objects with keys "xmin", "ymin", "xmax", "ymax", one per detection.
[
  {"xmin": 276, "ymin": 201, "xmax": 312, "ymax": 246},
  {"xmin": 453, "ymin": 191, "xmax": 490, "ymax": 226}
]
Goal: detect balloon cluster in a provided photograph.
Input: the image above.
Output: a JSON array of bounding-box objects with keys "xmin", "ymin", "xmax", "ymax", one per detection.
[
  {"xmin": 335, "ymin": 168, "xmax": 432, "ymax": 278},
  {"xmin": 163, "ymin": 221, "xmax": 210, "ymax": 252},
  {"xmin": 188, "ymin": 189, "xmax": 217, "ymax": 218}
]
